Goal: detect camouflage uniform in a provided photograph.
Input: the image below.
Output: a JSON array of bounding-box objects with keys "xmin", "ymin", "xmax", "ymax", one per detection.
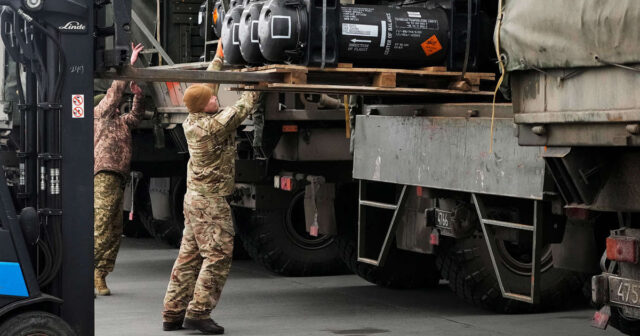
[
  {"xmin": 163, "ymin": 56, "xmax": 262, "ymax": 322},
  {"xmin": 94, "ymin": 80, "xmax": 144, "ymax": 273},
  {"xmin": 94, "ymin": 171, "xmax": 125, "ymax": 272}
]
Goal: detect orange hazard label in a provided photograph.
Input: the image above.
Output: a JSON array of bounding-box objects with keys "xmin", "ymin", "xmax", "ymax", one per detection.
[
  {"xmin": 213, "ymin": 9, "xmax": 218, "ymax": 24},
  {"xmin": 421, "ymin": 35, "xmax": 443, "ymax": 57}
]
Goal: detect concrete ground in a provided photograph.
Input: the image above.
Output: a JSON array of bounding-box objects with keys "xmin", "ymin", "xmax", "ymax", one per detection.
[{"xmin": 96, "ymin": 238, "xmax": 623, "ymax": 336}]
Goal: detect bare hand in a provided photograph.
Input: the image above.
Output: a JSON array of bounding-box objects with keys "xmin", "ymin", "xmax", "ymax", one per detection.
[
  {"xmin": 130, "ymin": 81, "xmax": 142, "ymax": 96},
  {"xmin": 130, "ymin": 42, "xmax": 144, "ymax": 66}
]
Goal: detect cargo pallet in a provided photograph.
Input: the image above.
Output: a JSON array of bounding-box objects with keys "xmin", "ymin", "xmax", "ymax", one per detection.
[{"xmin": 230, "ymin": 63, "xmax": 496, "ymax": 96}]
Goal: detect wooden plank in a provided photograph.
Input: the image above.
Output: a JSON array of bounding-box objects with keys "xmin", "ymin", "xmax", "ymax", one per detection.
[
  {"xmin": 418, "ymin": 66, "xmax": 447, "ymax": 72},
  {"xmin": 238, "ymin": 64, "xmax": 494, "ymax": 80},
  {"xmin": 97, "ymin": 66, "xmax": 282, "ymax": 84},
  {"xmin": 283, "ymin": 71, "xmax": 308, "ymax": 84},
  {"xmin": 232, "ymin": 83, "xmax": 495, "ymax": 96},
  {"xmin": 337, "ymin": 63, "xmax": 353, "ymax": 68},
  {"xmin": 372, "ymin": 72, "xmax": 396, "ymax": 88}
]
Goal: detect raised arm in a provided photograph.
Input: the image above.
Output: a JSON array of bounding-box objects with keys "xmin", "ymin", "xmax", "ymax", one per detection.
[
  {"xmin": 121, "ymin": 82, "xmax": 145, "ymax": 128},
  {"xmin": 122, "ymin": 43, "xmax": 145, "ymax": 127},
  {"xmin": 204, "ymin": 91, "xmax": 262, "ymax": 136},
  {"xmin": 95, "ymin": 80, "xmax": 127, "ymax": 119},
  {"xmin": 205, "ymin": 42, "xmax": 225, "ymax": 96}
]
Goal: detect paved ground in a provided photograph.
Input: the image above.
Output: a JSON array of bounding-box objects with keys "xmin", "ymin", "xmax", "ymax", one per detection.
[{"xmin": 96, "ymin": 238, "xmax": 623, "ymax": 336}]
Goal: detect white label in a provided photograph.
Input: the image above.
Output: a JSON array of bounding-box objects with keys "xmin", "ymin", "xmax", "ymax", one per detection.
[
  {"xmin": 58, "ymin": 21, "xmax": 87, "ymax": 31},
  {"xmin": 271, "ymin": 16, "xmax": 291, "ymax": 39},
  {"xmin": 342, "ymin": 23, "xmax": 378, "ymax": 37},
  {"xmin": 71, "ymin": 94, "xmax": 84, "ymax": 119},
  {"xmin": 232, "ymin": 23, "xmax": 240, "ymax": 45},
  {"xmin": 407, "ymin": 11, "xmax": 421, "ymax": 18},
  {"xmin": 251, "ymin": 21, "xmax": 259, "ymax": 43},
  {"xmin": 379, "ymin": 20, "xmax": 386, "ymax": 47}
]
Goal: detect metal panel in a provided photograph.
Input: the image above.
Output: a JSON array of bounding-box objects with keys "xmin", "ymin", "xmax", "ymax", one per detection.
[
  {"xmin": 512, "ymin": 67, "xmax": 640, "ymax": 146},
  {"xmin": 513, "ymin": 67, "xmax": 640, "ymax": 120},
  {"xmin": 353, "ymin": 115, "xmax": 546, "ymax": 199},
  {"xmin": 0, "ymin": 262, "xmax": 28, "ymax": 297},
  {"xmin": 395, "ymin": 190, "xmax": 433, "ymax": 254},
  {"xmin": 273, "ymin": 128, "xmax": 351, "ymax": 161}
]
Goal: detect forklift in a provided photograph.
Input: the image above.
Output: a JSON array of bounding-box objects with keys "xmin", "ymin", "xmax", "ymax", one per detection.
[{"xmin": 0, "ymin": 0, "xmax": 123, "ymax": 334}]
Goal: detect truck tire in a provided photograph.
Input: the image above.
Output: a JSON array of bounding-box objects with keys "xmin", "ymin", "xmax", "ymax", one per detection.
[
  {"xmin": 0, "ymin": 311, "xmax": 76, "ymax": 336},
  {"xmin": 137, "ymin": 176, "xmax": 251, "ymax": 259},
  {"xmin": 437, "ymin": 231, "xmax": 586, "ymax": 313},
  {"xmin": 139, "ymin": 177, "xmax": 185, "ymax": 248},
  {"xmin": 235, "ymin": 191, "xmax": 346, "ymax": 276},
  {"xmin": 610, "ymin": 307, "xmax": 640, "ymax": 336},
  {"xmin": 122, "ymin": 211, "xmax": 151, "ymax": 238},
  {"xmin": 337, "ymin": 234, "xmax": 440, "ymax": 289}
]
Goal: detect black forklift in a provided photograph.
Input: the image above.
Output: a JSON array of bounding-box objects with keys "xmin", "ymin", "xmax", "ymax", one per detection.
[{"xmin": 0, "ymin": 0, "xmax": 106, "ymax": 334}]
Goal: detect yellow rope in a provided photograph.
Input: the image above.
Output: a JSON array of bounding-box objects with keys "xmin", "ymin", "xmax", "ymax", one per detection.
[
  {"xmin": 490, "ymin": 0, "xmax": 505, "ymax": 153},
  {"xmin": 344, "ymin": 95, "xmax": 351, "ymax": 139}
]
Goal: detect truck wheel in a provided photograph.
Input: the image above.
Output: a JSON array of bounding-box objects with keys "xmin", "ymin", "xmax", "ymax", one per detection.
[
  {"xmin": 137, "ymin": 176, "xmax": 250, "ymax": 258},
  {"xmin": 138, "ymin": 177, "xmax": 185, "ymax": 248},
  {"xmin": 437, "ymin": 231, "xmax": 586, "ymax": 313},
  {"xmin": 610, "ymin": 307, "xmax": 640, "ymax": 336},
  {"xmin": 336, "ymin": 234, "xmax": 440, "ymax": 289},
  {"xmin": 0, "ymin": 311, "xmax": 76, "ymax": 336},
  {"xmin": 122, "ymin": 210, "xmax": 151, "ymax": 238},
  {"xmin": 235, "ymin": 191, "xmax": 346, "ymax": 276}
]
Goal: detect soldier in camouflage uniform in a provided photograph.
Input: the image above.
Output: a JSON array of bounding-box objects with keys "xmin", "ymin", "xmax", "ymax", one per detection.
[
  {"xmin": 162, "ymin": 43, "xmax": 262, "ymax": 335},
  {"xmin": 94, "ymin": 43, "xmax": 145, "ymax": 296}
]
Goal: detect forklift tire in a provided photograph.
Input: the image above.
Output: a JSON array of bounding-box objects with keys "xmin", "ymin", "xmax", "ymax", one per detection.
[
  {"xmin": 437, "ymin": 231, "xmax": 586, "ymax": 313},
  {"xmin": 235, "ymin": 206, "xmax": 346, "ymax": 276},
  {"xmin": 0, "ymin": 311, "xmax": 76, "ymax": 336},
  {"xmin": 336, "ymin": 234, "xmax": 440, "ymax": 289}
]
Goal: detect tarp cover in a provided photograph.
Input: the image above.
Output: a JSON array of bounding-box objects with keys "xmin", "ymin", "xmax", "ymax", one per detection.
[{"xmin": 497, "ymin": 0, "xmax": 640, "ymax": 72}]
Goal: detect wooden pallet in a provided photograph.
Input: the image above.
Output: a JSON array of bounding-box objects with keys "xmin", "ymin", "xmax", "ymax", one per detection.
[{"xmin": 230, "ymin": 63, "xmax": 496, "ymax": 96}]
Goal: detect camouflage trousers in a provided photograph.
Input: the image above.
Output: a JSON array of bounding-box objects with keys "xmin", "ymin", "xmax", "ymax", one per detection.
[
  {"xmin": 94, "ymin": 171, "xmax": 125, "ymax": 273},
  {"xmin": 163, "ymin": 190, "xmax": 234, "ymax": 322}
]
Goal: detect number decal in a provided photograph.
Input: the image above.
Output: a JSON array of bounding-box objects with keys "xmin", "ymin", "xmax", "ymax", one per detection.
[{"xmin": 631, "ymin": 285, "xmax": 639, "ymax": 304}]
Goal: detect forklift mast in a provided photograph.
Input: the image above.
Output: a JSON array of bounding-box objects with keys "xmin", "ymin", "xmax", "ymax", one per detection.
[{"xmin": 0, "ymin": 0, "xmax": 114, "ymax": 335}]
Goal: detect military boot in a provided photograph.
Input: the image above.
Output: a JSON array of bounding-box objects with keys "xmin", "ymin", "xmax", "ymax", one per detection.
[
  {"xmin": 163, "ymin": 314, "xmax": 185, "ymax": 332},
  {"xmin": 94, "ymin": 270, "xmax": 111, "ymax": 296},
  {"xmin": 182, "ymin": 318, "xmax": 224, "ymax": 335}
]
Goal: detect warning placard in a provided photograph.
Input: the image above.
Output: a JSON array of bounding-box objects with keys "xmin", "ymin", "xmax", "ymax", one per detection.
[
  {"xmin": 72, "ymin": 94, "xmax": 84, "ymax": 118},
  {"xmin": 421, "ymin": 35, "xmax": 443, "ymax": 57}
]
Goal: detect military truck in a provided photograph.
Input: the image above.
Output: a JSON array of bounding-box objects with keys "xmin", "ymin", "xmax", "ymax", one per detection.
[{"xmin": 99, "ymin": 1, "xmax": 640, "ymax": 334}]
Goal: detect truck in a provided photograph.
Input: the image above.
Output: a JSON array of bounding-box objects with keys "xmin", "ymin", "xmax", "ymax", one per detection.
[
  {"xmin": 116, "ymin": 0, "xmax": 640, "ymax": 328},
  {"xmin": 0, "ymin": 0, "xmax": 631, "ymax": 334}
]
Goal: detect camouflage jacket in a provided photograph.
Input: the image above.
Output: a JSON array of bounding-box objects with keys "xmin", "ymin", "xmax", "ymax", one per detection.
[
  {"xmin": 183, "ymin": 56, "xmax": 261, "ymax": 196},
  {"xmin": 94, "ymin": 80, "xmax": 144, "ymax": 177}
]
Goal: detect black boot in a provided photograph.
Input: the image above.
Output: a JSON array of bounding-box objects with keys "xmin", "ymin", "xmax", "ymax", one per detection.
[
  {"xmin": 163, "ymin": 320, "xmax": 184, "ymax": 331},
  {"xmin": 182, "ymin": 318, "xmax": 225, "ymax": 335}
]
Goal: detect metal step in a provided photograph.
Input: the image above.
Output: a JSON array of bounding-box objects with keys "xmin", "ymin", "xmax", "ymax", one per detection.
[
  {"xmin": 482, "ymin": 218, "xmax": 534, "ymax": 231},
  {"xmin": 359, "ymin": 200, "xmax": 398, "ymax": 210},
  {"xmin": 357, "ymin": 257, "xmax": 379, "ymax": 266},
  {"xmin": 472, "ymin": 193, "xmax": 542, "ymax": 305},
  {"xmin": 357, "ymin": 181, "xmax": 408, "ymax": 267}
]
